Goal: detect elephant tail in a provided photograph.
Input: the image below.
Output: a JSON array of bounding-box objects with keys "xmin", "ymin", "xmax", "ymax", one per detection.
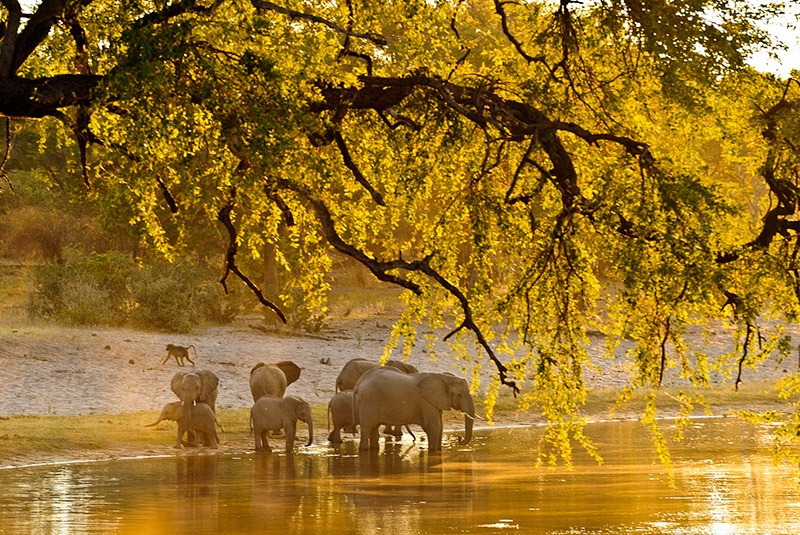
[
  {"xmin": 215, "ymin": 416, "xmax": 225, "ymax": 433},
  {"xmin": 352, "ymin": 390, "xmax": 359, "ymax": 426}
]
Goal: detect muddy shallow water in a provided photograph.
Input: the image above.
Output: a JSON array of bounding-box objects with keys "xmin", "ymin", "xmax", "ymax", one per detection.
[{"xmin": 2, "ymin": 418, "xmax": 799, "ymax": 534}]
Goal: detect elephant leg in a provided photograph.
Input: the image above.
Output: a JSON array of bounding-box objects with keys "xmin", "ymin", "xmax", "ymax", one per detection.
[
  {"xmin": 256, "ymin": 429, "xmax": 271, "ymax": 452},
  {"xmin": 358, "ymin": 423, "xmax": 373, "ymax": 450},
  {"xmin": 422, "ymin": 413, "xmax": 443, "ymax": 452},
  {"xmin": 424, "ymin": 425, "xmax": 440, "ymax": 452},
  {"xmin": 369, "ymin": 427, "xmax": 380, "ymax": 450},
  {"xmin": 175, "ymin": 421, "xmax": 185, "ymax": 448},
  {"xmin": 328, "ymin": 425, "xmax": 342, "ymax": 444},
  {"xmin": 432, "ymin": 413, "xmax": 445, "ymax": 451},
  {"xmin": 284, "ymin": 422, "xmax": 296, "ymax": 452}
]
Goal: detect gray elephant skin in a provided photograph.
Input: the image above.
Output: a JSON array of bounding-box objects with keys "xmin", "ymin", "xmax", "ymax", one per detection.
[
  {"xmin": 327, "ymin": 390, "xmax": 414, "ymax": 444},
  {"xmin": 335, "ymin": 357, "xmax": 418, "ymax": 392},
  {"xmin": 249, "ymin": 361, "xmax": 302, "ymax": 402},
  {"xmin": 251, "ymin": 395, "xmax": 314, "ymax": 452},
  {"xmin": 146, "ymin": 401, "xmax": 219, "ymax": 448},
  {"xmin": 171, "ymin": 369, "xmax": 219, "ymax": 441},
  {"xmin": 354, "ymin": 368, "xmax": 474, "ymax": 452}
]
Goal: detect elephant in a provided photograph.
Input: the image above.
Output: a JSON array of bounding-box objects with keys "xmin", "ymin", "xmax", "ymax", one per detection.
[
  {"xmin": 327, "ymin": 390, "xmax": 414, "ymax": 444},
  {"xmin": 327, "ymin": 390, "xmax": 356, "ymax": 444},
  {"xmin": 251, "ymin": 395, "xmax": 314, "ymax": 453},
  {"xmin": 336, "ymin": 358, "xmax": 419, "ymax": 438},
  {"xmin": 335, "ymin": 357, "xmax": 418, "ymax": 392},
  {"xmin": 249, "ymin": 360, "xmax": 302, "ymax": 402},
  {"xmin": 353, "ymin": 368, "xmax": 475, "ymax": 452},
  {"xmin": 146, "ymin": 401, "xmax": 219, "ymax": 448},
  {"xmin": 170, "ymin": 369, "xmax": 219, "ymax": 443}
]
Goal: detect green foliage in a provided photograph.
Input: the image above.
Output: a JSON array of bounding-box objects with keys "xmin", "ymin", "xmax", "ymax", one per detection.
[
  {"xmin": 3, "ymin": 0, "xmax": 799, "ymax": 465},
  {"xmin": 28, "ymin": 252, "xmax": 245, "ymax": 332}
]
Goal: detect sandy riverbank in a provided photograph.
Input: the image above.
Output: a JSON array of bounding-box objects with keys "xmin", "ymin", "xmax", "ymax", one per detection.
[{"xmin": 0, "ymin": 315, "xmax": 795, "ymax": 467}]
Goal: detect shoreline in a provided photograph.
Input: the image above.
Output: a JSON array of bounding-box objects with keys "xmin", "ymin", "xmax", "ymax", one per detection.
[
  {"xmin": 0, "ymin": 317, "xmax": 794, "ymax": 469},
  {"xmin": 0, "ymin": 409, "xmax": 774, "ymax": 471}
]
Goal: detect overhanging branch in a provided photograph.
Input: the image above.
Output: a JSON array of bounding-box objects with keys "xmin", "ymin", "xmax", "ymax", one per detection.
[
  {"xmin": 218, "ymin": 193, "xmax": 287, "ymax": 323},
  {"xmin": 277, "ymin": 176, "xmax": 520, "ymax": 394},
  {"xmin": 251, "ymin": 0, "xmax": 387, "ymax": 46}
]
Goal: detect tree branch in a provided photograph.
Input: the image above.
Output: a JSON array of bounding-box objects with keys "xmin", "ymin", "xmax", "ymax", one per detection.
[
  {"xmin": 278, "ymin": 177, "xmax": 520, "ymax": 394},
  {"xmin": 493, "ymin": 0, "xmax": 548, "ymax": 67},
  {"xmin": 133, "ymin": 0, "xmax": 214, "ymax": 28},
  {"xmin": 734, "ymin": 322, "xmax": 752, "ymax": 391},
  {"xmin": 218, "ymin": 193, "xmax": 287, "ymax": 323},
  {"xmin": 333, "ymin": 130, "xmax": 385, "ymax": 206},
  {"xmin": 0, "ymin": 74, "xmax": 102, "ymax": 118},
  {"xmin": 277, "ymin": 177, "xmax": 421, "ymax": 293},
  {"xmin": 250, "ymin": 0, "xmax": 387, "ymax": 46},
  {"xmin": 0, "ymin": 116, "xmax": 13, "ymax": 192}
]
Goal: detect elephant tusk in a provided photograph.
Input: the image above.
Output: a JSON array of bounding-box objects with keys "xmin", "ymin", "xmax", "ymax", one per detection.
[{"xmin": 463, "ymin": 412, "xmax": 483, "ymax": 421}]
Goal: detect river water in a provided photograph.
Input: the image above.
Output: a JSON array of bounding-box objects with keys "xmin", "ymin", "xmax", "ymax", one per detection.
[{"xmin": 1, "ymin": 418, "xmax": 799, "ymax": 534}]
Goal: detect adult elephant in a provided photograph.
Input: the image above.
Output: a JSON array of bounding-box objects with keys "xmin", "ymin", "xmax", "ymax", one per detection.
[
  {"xmin": 170, "ymin": 369, "xmax": 219, "ymax": 442},
  {"xmin": 353, "ymin": 368, "xmax": 475, "ymax": 452},
  {"xmin": 335, "ymin": 357, "xmax": 418, "ymax": 392},
  {"xmin": 249, "ymin": 360, "xmax": 302, "ymax": 401}
]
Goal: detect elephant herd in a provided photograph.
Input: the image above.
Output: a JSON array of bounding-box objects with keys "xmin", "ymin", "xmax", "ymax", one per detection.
[{"xmin": 147, "ymin": 354, "xmax": 476, "ymax": 454}]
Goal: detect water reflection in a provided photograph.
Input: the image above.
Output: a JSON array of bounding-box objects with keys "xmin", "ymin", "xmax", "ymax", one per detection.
[{"xmin": 1, "ymin": 419, "xmax": 800, "ymax": 534}]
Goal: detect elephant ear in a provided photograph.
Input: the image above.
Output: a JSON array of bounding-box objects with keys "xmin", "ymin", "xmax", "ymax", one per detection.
[
  {"xmin": 276, "ymin": 361, "xmax": 302, "ymax": 386},
  {"xmin": 250, "ymin": 362, "xmax": 266, "ymax": 377},
  {"xmin": 170, "ymin": 371, "xmax": 187, "ymax": 397},
  {"xmin": 198, "ymin": 370, "xmax": 220, "ymax": 400},
  {"xmin": 417, "ymin": 374, "xmax": 451, "ymax": 411},
  {"xmin": 288, "ymin": 397, "xmax": 308, "ymax": 419}
]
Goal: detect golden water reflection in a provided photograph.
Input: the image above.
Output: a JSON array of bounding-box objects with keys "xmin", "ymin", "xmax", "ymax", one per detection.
[{"xmin": 1, "ymin": 419, "xmax": 799, "ymax": 534}]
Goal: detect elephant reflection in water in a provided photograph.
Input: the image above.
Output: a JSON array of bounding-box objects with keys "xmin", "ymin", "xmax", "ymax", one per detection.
[
  {"xmin": 355, "ymin": 441, "xmax": 444, "ymax": 477},
  {"xmin": 253, "ymin": 450, "xmax": 298, "ymax": 480},
  {"xmin": 353, "ymin": 368, "xmax": 475, "ymax": 452},
  {"xmin": 169, "ymin": 455, "xmax": 220, "ymax": 531}
]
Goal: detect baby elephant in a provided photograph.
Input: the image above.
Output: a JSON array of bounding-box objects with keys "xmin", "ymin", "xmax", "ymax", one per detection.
[
  {"xmin": 251, "ymin": 395, "xmax": 314, "ymax": 453},
  {"xmin": 328, "ymin": 390, "xmax": 356, "ymax": 444},
  {"xmin": 147, "ymin": 401, "xmax": 219, "ymax": 449}
]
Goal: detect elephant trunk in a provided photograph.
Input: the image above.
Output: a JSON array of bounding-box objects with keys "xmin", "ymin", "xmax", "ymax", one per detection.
[
  {"xmin": 461, "ymin": 396, "xmax": 475, "ymax": 446},
  {"xmin": 305, "ymin": 418, "xmax": 314, "ymax": 447},
  {"xmin": 182, "ymin": 400, "xmax": 193, "ymax": 438}
]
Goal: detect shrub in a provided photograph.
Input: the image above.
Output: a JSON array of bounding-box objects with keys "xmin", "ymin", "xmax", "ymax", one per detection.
[
  {"xmin": 128, "ymin": 262, "xmax": 203, "ymax": 332},
  {"xmin": 28, "ymin": 253, "xmax": 242, "ymax": 331}
]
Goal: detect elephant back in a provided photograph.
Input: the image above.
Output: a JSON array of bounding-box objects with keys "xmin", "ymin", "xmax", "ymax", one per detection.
[
  {"xmin": 337, "ymin": 358, "xmax": 417, "ymax": 392},
  {"xmin": 250, "ymin": 363, "xmax": 292, "ymax": 401}
]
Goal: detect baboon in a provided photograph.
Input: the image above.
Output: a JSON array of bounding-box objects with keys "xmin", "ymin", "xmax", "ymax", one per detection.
[{"xmin": 162, "ymin": 344, "xmax": 197, "ymax": 366}]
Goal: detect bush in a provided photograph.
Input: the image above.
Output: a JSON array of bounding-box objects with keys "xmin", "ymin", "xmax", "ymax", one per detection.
[{"xmin": 28, "ymin": 253, "xmax": 243, "ymax": 331}]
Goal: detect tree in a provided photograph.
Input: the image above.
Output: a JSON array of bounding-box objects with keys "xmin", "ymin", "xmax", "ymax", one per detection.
[{"xmin": 0, "ymin": 0, "xmax": 797, "ymax": 461}]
